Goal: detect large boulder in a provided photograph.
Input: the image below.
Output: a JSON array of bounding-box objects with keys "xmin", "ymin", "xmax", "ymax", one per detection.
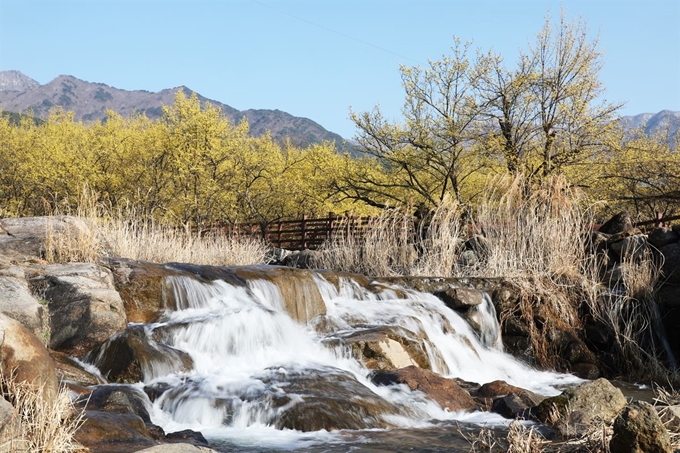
[
  {"xmin": 0, "ymin": 216, "xmax": 90, "ymax": 261},
  {"xmin": 371, "ymin": 366, "xmax": 477, "ymax": 412},
  {"xmin": 535, "ymin": 378, "xmax": 627, "ymax": 438},
  {"xmin": 260, "ymin": 368, "xmax": 400, "ymax": 431},
  {"xmin": 598, "ymin": 211, "xmax": 635, "ymax": 235},
  {"xmin": 609, "ymin": 401, "xmax": 672, "ymax": 453},
  {"xmin": 0, "ymin": 273, "xmax": 46, "ymax": 340},
  {"xmin": 32, "ymin": 263, "xmax": 126, "ymax": 356},
  {"xmin": 0, "ymin": 313, "xmax": 58, "ymax": 402}
]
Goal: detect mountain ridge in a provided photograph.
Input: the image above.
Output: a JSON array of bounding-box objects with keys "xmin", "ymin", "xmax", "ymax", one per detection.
[{"xmin": 0, "ymin": 71, "xmax": 347, "ymax": 149}]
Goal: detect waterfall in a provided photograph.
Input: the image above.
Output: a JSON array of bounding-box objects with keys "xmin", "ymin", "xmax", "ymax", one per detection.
[{"xmin": 102, "ymin": 267, "xmax": 582, "ymax": 447}]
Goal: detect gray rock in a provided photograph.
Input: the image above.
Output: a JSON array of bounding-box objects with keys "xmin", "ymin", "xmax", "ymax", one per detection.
[
  {"xmin": 608, "ymin": 234, "xmax": 650, "ymax": 261},
  {"xmin": 0, "ymin": 276, "xmax": 46, "ymax": 339},
  {"xmin": 32, "ymin": 263, "xmax": 126, "ymax": 355},
  {"xmin": 536, "ymin": 378, "xmax": 627, "ymax": 438},
  {"xmin": 0, "ymin": 215, "xmax": 90, "ymax": 261},
  {"xmin": 610, "ymin": 401, "xmax": 672, "ymax": 453}
]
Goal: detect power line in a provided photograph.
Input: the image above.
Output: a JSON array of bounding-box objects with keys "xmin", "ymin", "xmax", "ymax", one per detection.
[{"xmin": 249, "ymin": 0, "xmax": 421, "ymax": 65}]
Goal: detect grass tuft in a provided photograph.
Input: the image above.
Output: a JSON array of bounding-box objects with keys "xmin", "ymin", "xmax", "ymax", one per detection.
[{"xmin": 0, "ymin": 371, "xmax": 85, "ymax": 453}]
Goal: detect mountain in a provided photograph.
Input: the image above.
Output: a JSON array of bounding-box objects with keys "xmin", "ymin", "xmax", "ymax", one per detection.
[
  {"xmin": 618, "ymin": 110, "xmax": 680, "ymax": 146},
  {"xmin": 0, "ymin": 71, "xmax": 348, "ymax": 149}
]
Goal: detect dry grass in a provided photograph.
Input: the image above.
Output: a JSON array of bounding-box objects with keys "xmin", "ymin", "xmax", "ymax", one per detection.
[
  {"xmin": 584, "ymin": 246, "xmax": 670, "ymax": 379},
  {"xmin": 472, "ymin": 174, "xmax": 588, "ymax": 279},
  {"xmin": 653, "ymin": 384, "xmax": 680, "ymax": 449},
  {"xmin": 318, "ymin": 174, "xmax": 588, "ymax": 280},
  {"xmin": 460, "ymin": 421, "xmax": 546, "ymax": 453},
  {"xmin": 317, "ymin": 196, "xmax": 466, "ymax": 277},
  {"xmin": 43, "ymin": 188, "xmax": 269, "ymax": 266},
  {"xmin": 0, "ymin": 372, "xmax": 85, "ymax": 453}
]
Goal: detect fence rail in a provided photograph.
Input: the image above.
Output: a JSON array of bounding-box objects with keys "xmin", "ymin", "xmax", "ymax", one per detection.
[
  {"xmin": 216, "ymin": 211, "xmax": 678, "ymax": 251},
  {"xmin": 220, "ymin": 213, "xmax": 377, "ymax": 251}
]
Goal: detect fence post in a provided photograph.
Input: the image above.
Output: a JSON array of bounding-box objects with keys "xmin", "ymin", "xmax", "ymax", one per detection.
[
  {"xmin": 276, "ymin": 221, "xmax": 283, "ymax": 248},
  {"xmin": 327, "ymin": 212, "xmax": 335, "ymax": 242},
  {"xmin": 656, "ymin": 212, "xmax": 663, "ymax": 228},
  {"xmin": 301, "ymin": 214, "xmax": 308, "ymax": 249}
]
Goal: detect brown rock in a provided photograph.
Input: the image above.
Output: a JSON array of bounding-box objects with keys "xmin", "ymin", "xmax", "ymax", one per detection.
[
  {"xmin": 372, "ymin": 366, "xmax": 476, "ymax": 412},
  {"xmin": 0, "ymin": 312, "xmax": 58, "ymax": 402},
  {"xmin": 75, "ymin": 411, "xmax": 157, "ymax": 453}
]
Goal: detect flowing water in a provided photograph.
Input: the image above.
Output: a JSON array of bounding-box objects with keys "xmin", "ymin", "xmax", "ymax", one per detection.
[{"xmin": 90, "ymin": 266, "xmax": 584, "ymax": 452}]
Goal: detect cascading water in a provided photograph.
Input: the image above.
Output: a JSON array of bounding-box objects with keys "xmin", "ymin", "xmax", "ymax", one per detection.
[{"xmin": 89, "ymin": 267, "xmax": 583, "ymax": 451}]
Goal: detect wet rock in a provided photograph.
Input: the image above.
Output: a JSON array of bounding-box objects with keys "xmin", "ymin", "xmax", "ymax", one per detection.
[
  {"xmin": 610, "ymin": 401, "xmax": 672, "ymax": 453},
  {"xmin": 0, "ymin": 312, "xmax": 58, "ymax": 402},
  {"xmin": 492, "ymin": 393, "xmax": 540, "ymax": 420},
  {"xmin": 229, "ymin": 266, "xmax": 326, "ymax": 323},
  {"xmin": 75, "ymin": 411, "xmax": 158, "ymax": 453},
  {"xmin": 434, "ymin": 287, "xmax": 484, "ymax": 310},
  {"xmin": 571, "ymin": 362, "xmax": 601, "ymax": 379},
  {"xmin": 165, "ymin": 429, "xmax": 209, "ymax": 447},
  {"xmin": 0, "ymin": 275, "xmax": 46, "ymax": 339},
  {"xmin": 372, "ymin": 366, "xmax": 476, "ymax": 412},
  {"xmin": 477, "ymin": 380, "xmax": 544, "ymax": 419},
  {"xmin": 536, "ymin": 378, "xmax": 627, "ymax": 438},
  {"xmin": 267, "ymin": 368, "xmax": 400, "ymax": 431},
  {"xmin": 478, "ymin": 380, "xmax": 540, "ymax": 400},
  {"xmin": 33, "ymin": 263, "xmax": 126, "ymax": 355},
  {"xmin": 78, "ymin": 385, "xmax": 153, "ymax": 423},
  {"xmin": 86, "ymin": 326, "xmax": 193, "ymax": 383},
  {"xmin": 50, "ymin": 350, "xmax": 104, "ymax": 386},
  {"xmin": 332, "ymin": 325, "xmax": 433, "ymax": 370}
]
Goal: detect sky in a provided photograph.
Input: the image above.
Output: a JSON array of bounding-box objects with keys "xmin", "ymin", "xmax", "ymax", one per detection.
[{"xmin": 0, "ymin": 0, "xmax": 679, "ymax": 138}]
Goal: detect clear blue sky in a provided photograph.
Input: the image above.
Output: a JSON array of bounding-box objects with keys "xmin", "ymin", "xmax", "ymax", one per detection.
[{"xmin": 1, "ymin": 0, "xmax": 679, "ymax": 138}]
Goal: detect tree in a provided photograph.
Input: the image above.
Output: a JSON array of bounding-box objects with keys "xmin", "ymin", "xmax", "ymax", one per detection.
[
  {"xmin": 345, "ymin": 38, "xmax": 491, "ymax": 208},
  {"xmin": 522, "ymin": 11, "xmax": 621, "ymax": 176}
]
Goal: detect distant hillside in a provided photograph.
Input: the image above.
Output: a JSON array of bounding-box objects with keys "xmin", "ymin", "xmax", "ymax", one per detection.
[
  {"xmin": 618, "ymin": 110, "xmax": 680, "ymax": 147},
  {"xmin": 0, "ymin": 71, "xmax": 348, "ymax": 149}
]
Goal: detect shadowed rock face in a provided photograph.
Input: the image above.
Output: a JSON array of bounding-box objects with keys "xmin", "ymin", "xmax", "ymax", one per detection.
[
  {"xmin": 85, "ymin": 326, "xmax": 193, "ymax": 383},
  {"xmin": 33, "ymin": 263, "xmax": 126, "ymax": 356}
]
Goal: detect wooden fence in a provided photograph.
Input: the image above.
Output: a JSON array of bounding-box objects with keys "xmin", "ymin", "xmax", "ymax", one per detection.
[
  {"xmin": 224, "ymin": 213, "xmax": 377, "ymax": 251},
  {"xmin": 219, "ymin": 211, "xmax": 680, "ymax": 252}
]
